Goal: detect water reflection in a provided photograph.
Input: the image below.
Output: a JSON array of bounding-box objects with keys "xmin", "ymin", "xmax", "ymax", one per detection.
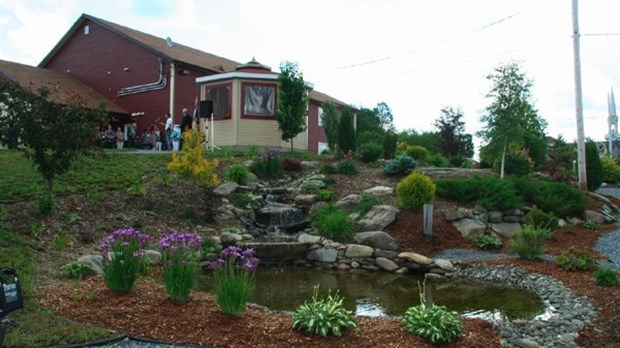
[{"xmin": 198, "ymin": 267, "xmax": 543, "ymax": 320}]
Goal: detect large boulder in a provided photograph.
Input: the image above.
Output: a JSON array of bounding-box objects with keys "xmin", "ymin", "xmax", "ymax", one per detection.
[
  {"xmin": 452, "ymin": 218, "xmax": 487, "ymax": 241},
  {"xmin": 306, "ymin": 248, "xmax": 338, "ymax": 263},
  {"xmin": 353, "ymin": 231, "xmax": 398, "ymax": 251},
  {"xmin": 376, "ymin": 257, "xmax": 400, "ymax": 272},
  {"xmin": 213, "ymin": 181, "xmax": 239, "ymax": 196},
  {"xmin": 77, "ymin": 255, "xmax": 104, "ymax": 275},
  {"xmin": 356, "ymin": 205, "xmax": 399, "ymax": 231},
  {"xmin": 584, "ymin": 210, "xmax": 606, "ymax": 224},
  {"xmin": 489, "ymin": 222, "xmax": 521, "ymax": 237},
  {"xmin": 363, "ymin": 186, "xmax": 393, "ymax": 197},
  {"xmin": 345, "ymin": 244, "xmax": 374, "ymax": 258},
  {"xmin": 335, "ymin": 194, "xmax": 362, "ymax": 212},
  {"xmin": 398, "ymin": 252, "xmax": 433, "ymax": 265},
  {"xmin": 443, "ymin": 207, "xmax": 474, "ymax": 222}
]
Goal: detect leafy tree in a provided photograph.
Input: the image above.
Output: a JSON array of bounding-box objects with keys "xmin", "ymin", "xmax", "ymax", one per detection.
[
  {"xmin": 433, "ymin": 107, "xmax": 473, "ymax": 164},
  {"xmin": 277, "ymin": 61, "xmax": 308, "ymax": 151},
  {"xmin": 356, "ymin": 107, "xmax": 381, "ymax": 134},
  {"xmin": 0, "ymin": 82, "xmax": 107, "ymax": 198},
  {"xmin": 375, "ymin": 102, "xmax": 395, "ymax": 132},
  {"xmin": 397, "ymin": 129, "xmax": 440, "ymax": 155},
  {"xmin": 477, "ymin": 62, "xmax": 547, "ymax": 178},
  {"xmin": 320, "ymin": 101, "xmax": 339, "ymax": 153},
  {"xmin": 337, "ymin": 106, "xmax": 356, "ymax": 154}
]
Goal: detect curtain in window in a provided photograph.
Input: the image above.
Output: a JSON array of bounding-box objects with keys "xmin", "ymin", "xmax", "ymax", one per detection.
[{"xmin": 244, "ymin": 85, "xmax": 275, "ymax": 116}]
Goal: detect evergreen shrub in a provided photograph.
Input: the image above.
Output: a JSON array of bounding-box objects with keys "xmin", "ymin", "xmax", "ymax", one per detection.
[
  {"xmin": 524, "ymin": 208, "xmax": 558, "ymax": 230},
  {"xmin": 382, "ymin": 155, "xmax": 417, "ymax": 176},
  {"xmin": 356, "ymin": 142, "xmax": 383, "ymax": 163},
  {"xmin": 396, "ymin": 172, "xmax": 435, "ymax": 210}
]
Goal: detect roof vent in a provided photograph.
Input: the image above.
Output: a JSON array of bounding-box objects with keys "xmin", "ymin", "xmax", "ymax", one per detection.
[{"xmin": 165, "ymin": 37, "xmax": 174, "ymax": 48}]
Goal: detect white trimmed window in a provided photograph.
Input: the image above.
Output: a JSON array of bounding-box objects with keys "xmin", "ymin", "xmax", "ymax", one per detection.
[
  {"xmin": 318, "ymin": 142, "xmax": 329, "ymax": 154},
  {"xmin": 318, "ymin": 106, "xmax": 324, "ymax": 127}
]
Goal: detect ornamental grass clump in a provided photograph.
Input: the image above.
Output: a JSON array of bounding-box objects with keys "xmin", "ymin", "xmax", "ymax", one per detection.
[
  {"xmin": 208, "ymin": 246, "xmax": 259, "ymax": 316},
  {"xmin": 159, "ymin": 231, "xmax": 203, "ymax": 301},
  {"xmin": 99, "ymin": 228, "xmax": 149, "ymax": 292},
  {"xmin": 292, "ymin": 285, "xmax": 357, "ymax": 337}
]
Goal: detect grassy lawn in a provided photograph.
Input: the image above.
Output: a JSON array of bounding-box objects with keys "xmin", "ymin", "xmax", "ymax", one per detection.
[
  {"xmin": 0, "ymin": 150, "xmax": 172, "ymax": 202},
  {"xmin": 0, "ymin": 226, "xmax": 113, "ymax": 347}
]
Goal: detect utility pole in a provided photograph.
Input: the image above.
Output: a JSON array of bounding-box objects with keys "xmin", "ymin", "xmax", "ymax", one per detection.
[{"xmin": 572, "ymin": 0, "xmax": 588, "ymax": 190}]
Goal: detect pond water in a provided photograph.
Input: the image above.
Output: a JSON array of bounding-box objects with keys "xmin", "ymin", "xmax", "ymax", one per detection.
[{"xmin": 198, "ymin": 267, "xmax": 544, "ymax": 320}]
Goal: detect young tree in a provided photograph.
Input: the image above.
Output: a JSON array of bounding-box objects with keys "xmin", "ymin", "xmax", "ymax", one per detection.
[
  {"xmin": 0, "ymin": 82, "xmax": 107, "ymax": 199},
  {"xmin": 477, "ymin": 62, "xmax": 547, "ymax": 178},
  {"xmin": 320, "ymin": 101, "xmax": 339, "ymax": 153},
  {"xmin": 337, "ymin": 106, "xmax": 356, "ymax": 154},
  {"xmin": 434, "ymin": 107, "xmax": 473, "ymax": 164},
  {"xmin": 277, "ymin": 61, "xmax": 308, "ymax": 151}
]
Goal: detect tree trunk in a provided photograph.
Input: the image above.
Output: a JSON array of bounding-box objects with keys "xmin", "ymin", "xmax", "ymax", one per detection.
[
  {"xmin": 500, "ymin": 143, "xmax": 507, "ymax": 179},
  {"xmin": 290, "ymin": 139, "xmax": 294, "ymax": 152}
]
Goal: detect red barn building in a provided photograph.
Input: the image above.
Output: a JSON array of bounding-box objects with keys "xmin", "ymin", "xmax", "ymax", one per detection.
[{"xmin": 37, "ymin": 13, "xmax": 350, "ymax": 152}]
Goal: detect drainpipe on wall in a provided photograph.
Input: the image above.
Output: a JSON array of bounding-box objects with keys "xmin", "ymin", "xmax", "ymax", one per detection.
[{"xmin": 169, "ymin": 61, "xmax": 176, "ymax": 123}]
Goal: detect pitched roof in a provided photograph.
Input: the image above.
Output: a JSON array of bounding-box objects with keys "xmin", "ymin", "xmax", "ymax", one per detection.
[
  {"xmin": 40, "ymin": 14, "xmax": 240, "ymax": 73},
  {"xmin": 309, "ymin": 90, "xmax": 350, "ymax": 108},
  {"xmin": 0, "ymin": 59, "xmax": 127, "ymax": 114}
]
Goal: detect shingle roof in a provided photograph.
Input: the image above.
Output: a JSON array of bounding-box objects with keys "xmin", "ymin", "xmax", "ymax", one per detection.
[
  {"xmin": 40, "ymin": 14, "xmax": 240, "ymax": 73},
  {"xmin": 0, "ymin": 59, "xmax": 128, "ymax": 114},
  {"xmin": 309, "ymin": 90, "xmax": 350, "ymax": 108}
]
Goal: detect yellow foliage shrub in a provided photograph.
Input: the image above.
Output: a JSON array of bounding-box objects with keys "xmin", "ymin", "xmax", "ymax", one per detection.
[{"xmin": 167, "ymin": 129, "xmax": 220, "ymax": 187}]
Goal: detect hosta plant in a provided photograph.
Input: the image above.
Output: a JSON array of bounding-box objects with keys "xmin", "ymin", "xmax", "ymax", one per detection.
[
  {"xmin": 292, "ymin": 285, "xmax": 357, "ymax": 337},
  {"xmin": 475, "ymin": 233, "xmax": 502, "ymax": 250},
  {"xmin": 402, "ymin": 282, "xmax": 463, "ymax": 344},
  {"xmin": 556, "ymin": 247, "xmax": 595, "ymax": 271}
]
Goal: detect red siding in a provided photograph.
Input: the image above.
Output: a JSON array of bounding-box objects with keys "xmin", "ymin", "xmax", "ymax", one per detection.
[
  {"xmin": 43, "ymin": 19, "xmax": 201, "ymax": 135},
  {"xmin": 307, "ymin": 102, "xmax": 327, "ymax": 153}
]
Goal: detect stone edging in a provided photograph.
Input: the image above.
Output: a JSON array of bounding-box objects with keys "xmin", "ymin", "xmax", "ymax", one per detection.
[{"xmin": 447, "ymin": 263, "xmax": 596, "ymax": 348}]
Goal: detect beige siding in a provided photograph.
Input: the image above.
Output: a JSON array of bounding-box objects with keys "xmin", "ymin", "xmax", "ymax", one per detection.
[{"xmin": 238, "ymin": 119, "xmax": 281, "ymax": 147}]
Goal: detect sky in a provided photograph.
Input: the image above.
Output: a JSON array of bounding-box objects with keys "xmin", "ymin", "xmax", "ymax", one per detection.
[{"xmin": 0, "ymin": 0, "xmax": 619, "ymax": 150}]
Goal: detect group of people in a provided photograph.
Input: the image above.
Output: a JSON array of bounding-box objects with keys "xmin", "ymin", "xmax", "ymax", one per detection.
[{"xmin": 100, "ymin": 108, "xmax": 195, "ymax": 151}]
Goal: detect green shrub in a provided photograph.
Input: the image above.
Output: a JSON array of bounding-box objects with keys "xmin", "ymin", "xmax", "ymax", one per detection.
[
  {"xmin": 556, "ymin": 247, "xmax": 595, "ymax": 271},
  {"xmin": 36, "ymin": 195, "xmax": 54, "ymax": 215},
  {"xmin": 601, "ymin": 156, "xmax": 620, "ymax": 184},
  {"xmin": 52, "ymin": 233, "xmax": 71, "ymax": 252},
  {"xmin": 316, "ymin": 190, "xmax": 335, "ymax": 202},
  {"xmin": 509, "ymin": 226, "xmax": 552, "ymax": 260},
  {"xmin": 292, "ymin": 285, "xmax": 357, "ymax": 337},
  {"xmin": 585, "ymin": 140, "xmax": 603, "ymax": 191},
  {"xmin": 512, "ymin": 177, "xmax": 586, "ymax": 218},
  {"xmin": 593, "ymin": 268, "xmax": 619, "ymax": 286},
  {"xmin": 355, "ymin": 195, "xmax": 383, "ymax": 216},
  {"xmin": 475, "ymin": 234, "xmax": 502, "ymax": 250},
  {"xmin": 435, "ymin": 176, "xmax": 523, "ymax": 211},
  {"xmin": 584, "ymin": 220, "xmax": 598, "ymax": 230},
  {"xmin": 356, "ymin": 142, "xmax": 383, "ymax": 163},
  {"xmin": 319, "ymin": 164, "xmax": 337, "ymax": 174},
  {"xmin": 501, "ymin": 151, "xmax": 533, "ymax": 177},
  {"xmin": 402, "ymin": 283, "xmax": 463, "ymax": 344},
  {"xmin": 312, "ymin": 205, "xmax": 356, "ymax": 239},
  {"xmin": 404, "ymin": 145, "xmax": 429, "ymax": 163},
  {"xmin": 61, "ymin": 261, "xmax": 94, "ymax": 280},
  {"xmin": 225, "ymin": 163, "xmax": 250, "ymax": 185},
  {"xmin": 426, "ymin": 153, "xmax": 450, "ymax": 168},
  {"xmin": 524, "ymin": 209, "xmax": 558, "ymax": 230},
  {"xmin": 396, "ymin": 172, "xmax": 435, "ymax": 210},
  {"xmin": 336, "ymin": 160, "xmax": 358, "ymax": 175},
  {"xmin": 250, "ymin": 150, "xmax": 284, "ymax": 178},
  {"xmin": 382, "ymin": 155, "xmax": 417, "ymax": 176}
]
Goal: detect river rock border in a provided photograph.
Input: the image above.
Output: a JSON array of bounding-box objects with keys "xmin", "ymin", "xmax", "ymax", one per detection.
[{"xmin": 446, "ymin": 263, "xmax": 597, "ymax": 348}]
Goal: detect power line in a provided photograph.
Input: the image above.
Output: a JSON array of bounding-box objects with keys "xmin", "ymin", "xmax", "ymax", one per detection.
[{"xmin": 308, "ymin": 0, "xmax": 551, "ymax": 73}]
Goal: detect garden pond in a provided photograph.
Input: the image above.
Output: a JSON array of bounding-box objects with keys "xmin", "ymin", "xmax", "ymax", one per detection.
[{"xmin": 198, "ymin": 267, "xmax": 545, "ymax": 321}]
